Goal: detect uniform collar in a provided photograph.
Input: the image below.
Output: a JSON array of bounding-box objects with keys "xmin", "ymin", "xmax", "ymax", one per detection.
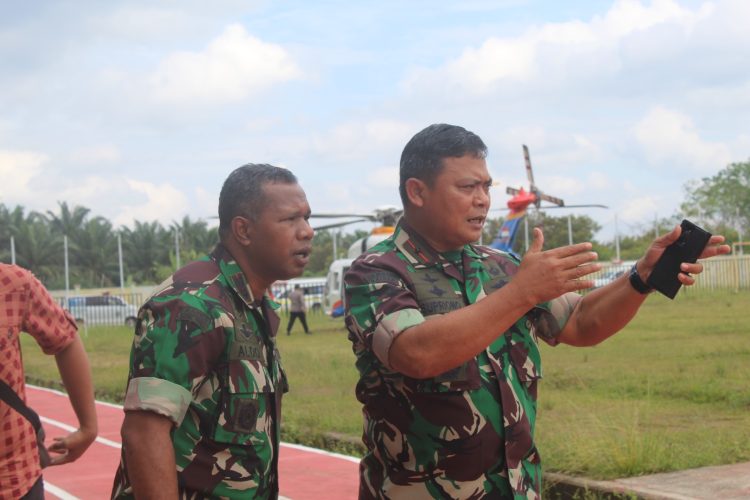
[
  {"xmin": 210, "ymin": 244, "xmax": 280, "ymax": 312},
  {"xmin": 393, "ymin": 220, "xmax": 486, "ymax": 281}
]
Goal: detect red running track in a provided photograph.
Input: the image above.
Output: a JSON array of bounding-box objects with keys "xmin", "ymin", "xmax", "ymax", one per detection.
[{"xmin": 26, "ymin": 385, "xmax": 360, "ymax": 499}]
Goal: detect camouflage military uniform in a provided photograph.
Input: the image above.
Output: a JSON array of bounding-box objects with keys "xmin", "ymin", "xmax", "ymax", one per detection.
[
  {"xmin": 345, "ymin": 222, "xmax": 577, "ymax": 500},
  {"xmin": 112, "ymin": 244, "xmax": 288, "ymax": 499}
]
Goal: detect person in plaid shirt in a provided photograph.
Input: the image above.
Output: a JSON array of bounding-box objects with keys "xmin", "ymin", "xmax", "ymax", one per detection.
[{"xmin": 0, "ymin": 263, "xmax": 98, "ymax": 499}]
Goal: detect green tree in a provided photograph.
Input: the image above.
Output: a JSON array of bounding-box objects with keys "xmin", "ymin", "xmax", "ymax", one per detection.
[
  {"xmin": 122, "ymin": 221, "xmax": 170, "ymax": 283},
  {"xmin": 74, "ymin": 217, "xmax": 119, "ymax": 287},
  {"xmin": 681, "ymin": 159, "xmax": 750, "ymax": 245},
  {"xmin": 13, "ymin": 211, "xmax": 63, "ymax": 286},
  {"xmin": 0, "ymin": 204, "xmax": 27, "ymax": 262},
  {"xmin": 505, "ymin": 211, "xmax": 601, "ymax": 255},
  {"xmin": 46, "ymin": 202, "xmax": 91, "ymax": 239},
  {"xmin": 172, "ymin": 216, "xmax": 219, "ymax": 264}
]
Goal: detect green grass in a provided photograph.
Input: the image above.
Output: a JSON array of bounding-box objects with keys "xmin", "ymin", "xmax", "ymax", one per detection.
[{"xmin": 21, "ymin": 292, "xmax": 750, "ymax": 479}]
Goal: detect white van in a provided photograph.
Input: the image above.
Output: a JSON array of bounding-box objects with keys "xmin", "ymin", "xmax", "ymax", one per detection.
[
  {"xmin": 66, "ymin": 295, "xmax": 139, "ymax": 327},
  {"xmin": 323, "ymin": 258, "xmax": 354, "ymax": 316},
  {"xmin": 323, "ymin": 226, "xmax": 395, "ymax": 316},
  {"xmin": 272, "ymin": 277, "xmax": 326, "ymax": 313}
]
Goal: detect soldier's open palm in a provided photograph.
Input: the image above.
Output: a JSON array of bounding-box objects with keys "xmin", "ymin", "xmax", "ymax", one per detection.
[{"xmin": 513, "ymin": 228, "xmax": 601, "ymax": 305}]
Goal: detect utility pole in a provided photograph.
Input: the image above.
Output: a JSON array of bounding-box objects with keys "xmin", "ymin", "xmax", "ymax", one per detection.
[
  {"xmin": 174, "ymin": 229, "xmax": 181, "ymax": 270},
  {"xmin": 64, "ymin": 235, "xmax": 70, "ymax": 303},
  {"xmin": 332, "ymin": 230, "xmax": 338, "ymax": 261},
  {"xmin": 614, "ymin": 213, "xmax": 621, "ymax": 262},
  {"xmin": 567, "ymin": 214, "xmax": 573, "ymax": 245},
  {"xmin": 10, "ymin": 236, "xmax": 15, "ymax": 265},
  {"xmin": 524, "ymin": 217, "xmax": 529, "ymax": 252},
  {"xmin": 118, "ymin": 233, "xmax": 125, "ymax": 290},
  {"xmin": 737, "ymin": 207, "xmax": 744, "ymax": 255}
]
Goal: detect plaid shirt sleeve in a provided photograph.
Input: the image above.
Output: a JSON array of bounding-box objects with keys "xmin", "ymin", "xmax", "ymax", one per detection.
[{"xmin": 20, "ymin": 268, "xmax": 78, "ymax": 354}]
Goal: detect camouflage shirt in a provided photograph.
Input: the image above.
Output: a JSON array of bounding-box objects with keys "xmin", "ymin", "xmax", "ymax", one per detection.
[
  {"xmin": 344, "ymin": 222, "xmax": 578, "ymax": 500},
  {"xmin": 112, "ymin": 244, "xmax": 288, "ymax": 499}
]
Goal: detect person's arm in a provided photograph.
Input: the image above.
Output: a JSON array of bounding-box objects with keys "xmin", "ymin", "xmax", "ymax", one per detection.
[
  {"xmin": 48, "ymin": 335, "xmax": 98, "ymax": 464},
  {"xmin": 19, "ymin": 268, "xmax": 98, "ymax": 465},
  {"xmin": 121, "ymin": 410, "xmax": 178, "ymax": 500},
  {"xmin": 558, "ymin": 224, "xmax": 731, "ymax": 346},
  {"xmin": 388, "ymin": 228, "xmax": 600, "ymax": 379}
]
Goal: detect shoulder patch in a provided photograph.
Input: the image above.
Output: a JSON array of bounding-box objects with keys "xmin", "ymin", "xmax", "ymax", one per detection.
[{"xmin": 177, "ymin": 307, "xmax": 213, "ymax": 331}]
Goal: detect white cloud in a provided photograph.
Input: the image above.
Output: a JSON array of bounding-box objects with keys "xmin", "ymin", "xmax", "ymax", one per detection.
[
  {"xmin": 634, "ymin": 106, "xmax": 732, "ymax": 172},
  {"xmin": 149, "ymin": 24, "xmax": 303, "ymax": 104},
  {"xmin": 402, "ymin": 0, "xmax": 712, "ymax": 95},
  {"xmin": 194, "ymin": 186, "xmax": 218, "ymax": 222},
  {"xmin": 543, "ymin": 175, "xmax": 585, "ymax": 198},
  {"xmin": 312, "ymin": 119, "xmax": 413, "ymax": 161},
  {"xmin": 366, "ymin": 167, "xmax": 399, "ymax": 189},
  {"xmin": 587, "ymin": 171, "xmax": 611, "ymax": 190},
  {"xmin": 620, "ymin": 194, "xmax": 661, "ymax": 223},
  {"xmin": 59, "ymin": 176, "xmax": 116, "ymax": 203},
  {"xmin": 115, "ymin": 179, "xmax": 189, "ymax": 227},
  {"xmin": 0, "ymin": 149, "xmax": 47, "ymax": 203},
  {"xmin": 68, "ymin": 145, "xmax": 121, "ymax": 165}
]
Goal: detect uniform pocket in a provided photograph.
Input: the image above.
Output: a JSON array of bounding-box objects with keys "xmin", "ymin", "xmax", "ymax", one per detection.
[
  {"xmin": 212, "ymin": 360, "xmax": 277, "ymax": 444},
  {"xmin": 409, "ymin": 359, "xmax": 481, "ymax": 393}
]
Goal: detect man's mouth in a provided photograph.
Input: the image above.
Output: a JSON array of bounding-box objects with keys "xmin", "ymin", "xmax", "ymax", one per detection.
[
  {"xmin": 468, "ymin": 216, "xmax": 486, "ymax": 225},
  {"xmin": 293, "ymin": 248, "xmax": 312, "ymax": 260}
]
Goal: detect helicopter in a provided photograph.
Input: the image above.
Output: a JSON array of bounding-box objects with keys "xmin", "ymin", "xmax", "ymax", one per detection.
[
  {"xmin": 310, "ymin": 206, "xmax": 403, "ymax": 316},
  {"xmin": 489, "ymin": 145, "xmax": 607, "ymax": 253}
]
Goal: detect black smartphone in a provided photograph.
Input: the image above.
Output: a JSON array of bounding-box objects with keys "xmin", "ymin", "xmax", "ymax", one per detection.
[{"xmin": 647, "ymin": 219, "xmax": 711, "ymax": 299}]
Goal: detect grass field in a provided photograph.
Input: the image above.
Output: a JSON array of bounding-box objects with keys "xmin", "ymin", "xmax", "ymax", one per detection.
[{"xmin": 21, "ymin": 291, "xmax": 750, "ymax": 480}]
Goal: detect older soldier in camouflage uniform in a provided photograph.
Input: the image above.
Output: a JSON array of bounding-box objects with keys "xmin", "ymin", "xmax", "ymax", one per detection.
[
  {"xmin": 344, "ymin": 124, "xmax": 730, "ymax": 499},
  {"xmin": 112, "ymin": 164, "xmax": 313, "ymax": 499}
]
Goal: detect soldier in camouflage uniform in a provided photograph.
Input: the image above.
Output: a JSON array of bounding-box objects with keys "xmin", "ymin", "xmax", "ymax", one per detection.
[
  {"xmin": 112, "ymin": 164, "xmax": 314, "ymax": 499},
  {"xmin": 344, "ymin": 124, "xmax": 730, "ymax": 499}
]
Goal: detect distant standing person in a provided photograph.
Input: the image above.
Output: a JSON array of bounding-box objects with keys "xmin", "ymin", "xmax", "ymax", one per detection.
[
  {"xmin": 0, "ymin": 263, "xmax": 98, "ymax": 500},
  {"xmin": 286, "ymin": 285, "xmax": 310, "ymax": 335},
  {"xmin": 112, "ymin": 164, "xmax": 314, "ymax": 499}
]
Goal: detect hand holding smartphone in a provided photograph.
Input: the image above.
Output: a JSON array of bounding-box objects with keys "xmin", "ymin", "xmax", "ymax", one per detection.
[{"xmin": 646, "ymin": 219, "xmax": 712, "ymax": 299}]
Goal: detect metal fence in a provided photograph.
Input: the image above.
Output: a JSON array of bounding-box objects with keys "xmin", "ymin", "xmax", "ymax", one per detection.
[
  {"xmin": 54, "ymin": 292, "xmax": 145, "ymax": 327},
  {"xmin": 592, "ymin": 254, "xmax": 750, "ymax": 294}
]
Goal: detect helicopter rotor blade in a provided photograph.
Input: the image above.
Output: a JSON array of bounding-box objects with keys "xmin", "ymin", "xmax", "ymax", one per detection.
[
  {"xmin": 311, "ymin": 213, "xmax": 377, "ymax": 220},
  {"xmin": 523, "ymin": 145, "xmax": 535, "ymax": 189},
  {"xmin": 539, "ymin": 193, "xmax": 565, "ymax": 207},
  {"xmin": 489, "ymin": 203, "xmax": 608, "ymax": 213},
  {"xmin": 538, "ymin": 204, "xmax": 609, "ymax": 209},
  {"xmin": 312, "ymin": 218, "xmax": 370, "ymax": 231}
]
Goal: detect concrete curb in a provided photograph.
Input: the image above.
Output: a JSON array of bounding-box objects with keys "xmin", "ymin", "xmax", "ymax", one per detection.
[{"xmin": 545, "ymin": 461, "xmax": 750, "ymax": 500}]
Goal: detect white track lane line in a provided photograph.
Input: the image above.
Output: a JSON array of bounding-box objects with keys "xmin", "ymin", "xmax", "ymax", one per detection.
[
  {"xmin": 30, "ymin": 382, "xmax": 357, "ymax": 500},
  {"xmin": 40, "ymin": 416, "xmax": 122, "ymax": 449},
  {"xmin": 44, "ymin": 481, "xmax": 80, "ymax": 500}
]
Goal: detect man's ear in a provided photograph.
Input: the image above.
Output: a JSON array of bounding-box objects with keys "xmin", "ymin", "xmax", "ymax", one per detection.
[
  {"xmin": 404, "ymin": 178, "xmax": 427, "ymax": 208},
  {"xmin": 230, "ymin": 216, "xmax": 253, "ymax": 246}
]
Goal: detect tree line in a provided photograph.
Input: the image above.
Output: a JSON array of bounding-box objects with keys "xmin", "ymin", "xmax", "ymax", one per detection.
[{"xmin": 2, "ymin": 160, "xmax": 746, "ymax": 289}]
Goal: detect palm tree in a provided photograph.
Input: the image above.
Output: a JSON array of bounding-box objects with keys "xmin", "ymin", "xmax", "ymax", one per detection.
[
  {"xmin": 74, "ymin": 217, "xmax": 119, "ymax": 287},
  {"xmin": 172, "ymin": 216, "xmax": 219, "ymax": 263},
  {"xmin": 13, "ymin": 212, "xmax": 64, "ymax": 286},
  {"xmin": 121, "ymin": 221, "xmax": 170, "ymax": 284},
  {"xmin": 47, "ymin": 201, "xmax": 91, "ymax": 239}
]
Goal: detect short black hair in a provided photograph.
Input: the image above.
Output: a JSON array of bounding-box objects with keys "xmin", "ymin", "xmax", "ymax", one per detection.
[
  {"xmin": 218, "ymin": 163, "xmax": 298, "ymax": 239},
  {"xmin": 399, "ymin": 123, "xmax": 487, "ymax": 206}
]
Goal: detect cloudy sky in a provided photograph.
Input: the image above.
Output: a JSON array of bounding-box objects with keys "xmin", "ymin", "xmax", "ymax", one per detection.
[{"xmin": 1, "ymin": 0, "xmax": 748, "ymax": 241}]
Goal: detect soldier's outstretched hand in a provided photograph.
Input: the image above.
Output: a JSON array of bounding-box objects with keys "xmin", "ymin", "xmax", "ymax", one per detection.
[
  {"xmin": 638, "ymin": 225, "xmax": 731, "ymax": 286},
  {"xmin": 512, "ymin": 227, "xmax": 601, "ymax": 305}
]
